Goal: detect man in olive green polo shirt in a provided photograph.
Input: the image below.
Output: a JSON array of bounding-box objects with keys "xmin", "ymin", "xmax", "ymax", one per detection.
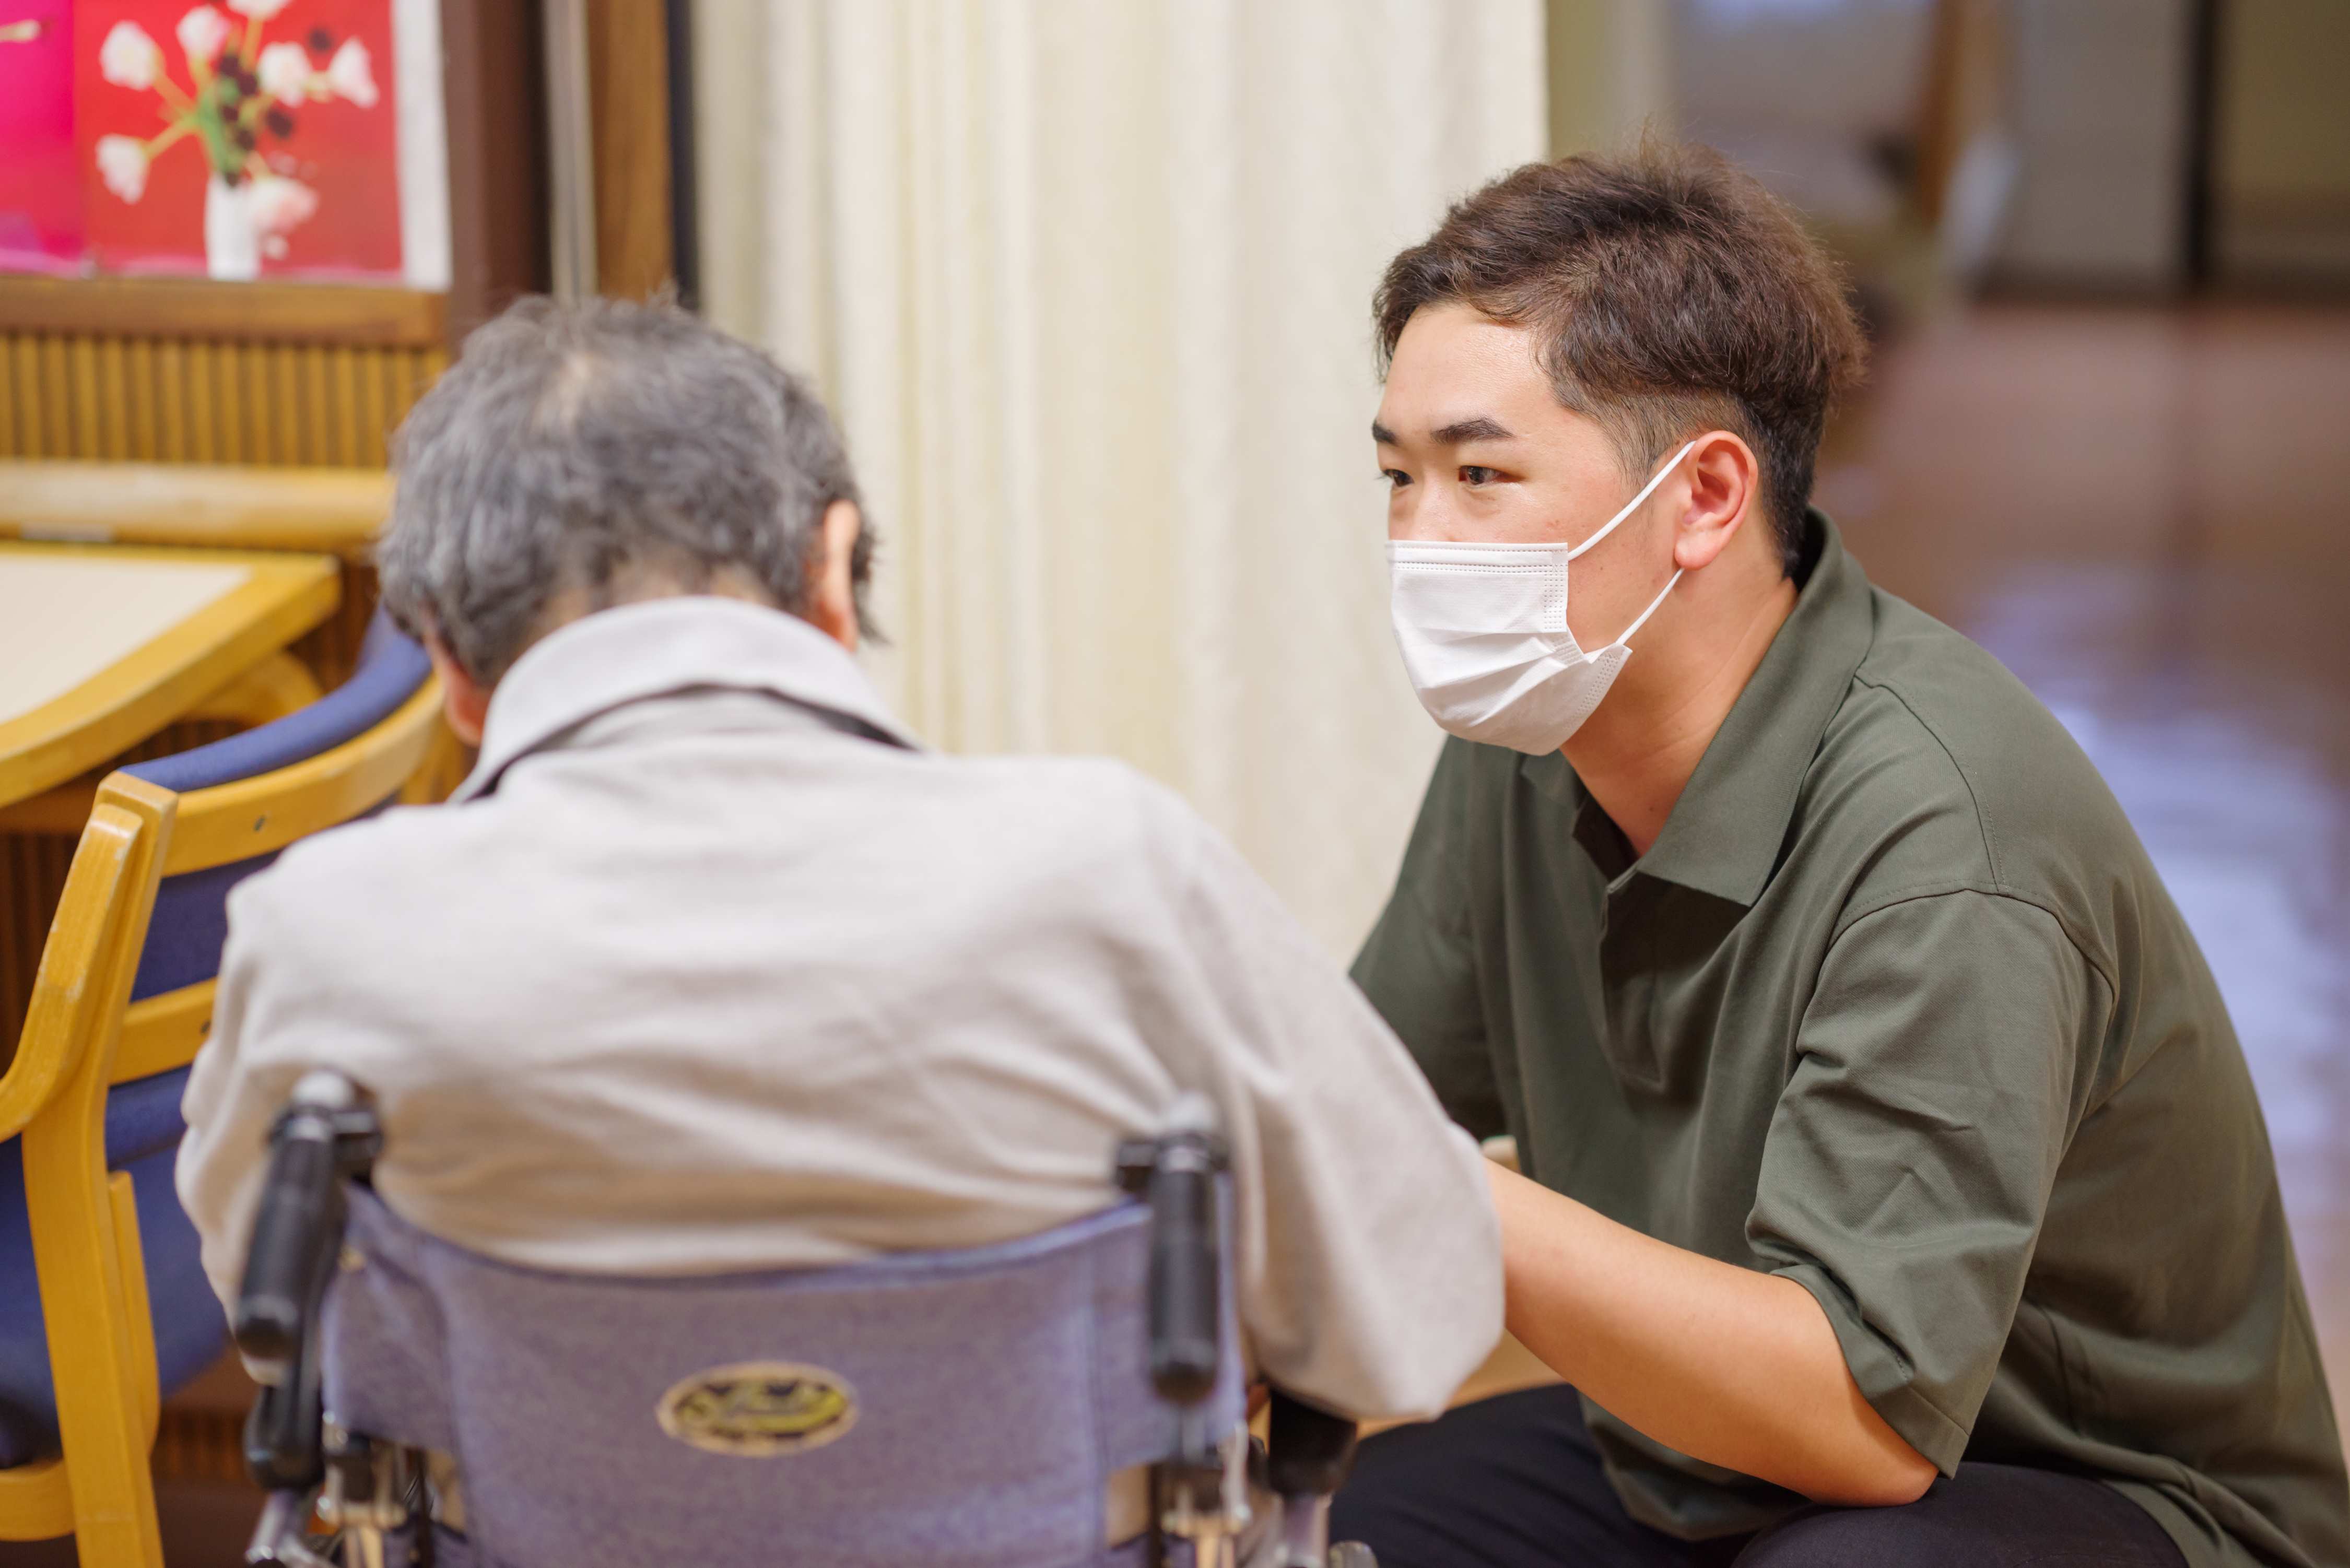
[{"xmin": 1331, "ymin": 146, "xmax": 2349, "ymax": 1568}]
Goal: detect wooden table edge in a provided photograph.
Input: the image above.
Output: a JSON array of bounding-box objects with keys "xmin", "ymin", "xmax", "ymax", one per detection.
[{"xmin": 0, "ymin": 548, "xmax": 342, "ymax": 809}]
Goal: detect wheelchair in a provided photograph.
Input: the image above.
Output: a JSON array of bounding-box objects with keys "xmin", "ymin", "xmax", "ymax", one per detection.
[{"xmin": 234, "ymin": 1071, "xmax": 1377, "ymax": 1567}]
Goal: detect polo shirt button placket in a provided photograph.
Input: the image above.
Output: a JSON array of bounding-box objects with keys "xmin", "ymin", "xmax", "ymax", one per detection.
[{"xmin": 1596, "ymin": 881, "xmax": 1667, "ymax": 1095}]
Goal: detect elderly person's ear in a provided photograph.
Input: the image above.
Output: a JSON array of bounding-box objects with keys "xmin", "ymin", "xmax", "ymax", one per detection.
[
  {"xmin": 806, "ymin": 498, "xmax": 865, "ymax": 653},
  {"xmin": 423, "ymin": 636, "xmax": 494, "ymax": 748}
]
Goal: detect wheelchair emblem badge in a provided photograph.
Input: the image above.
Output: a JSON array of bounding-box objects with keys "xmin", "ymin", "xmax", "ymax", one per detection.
[{"xmin": 655, "ymin": 1361, "xmax": 859, "ymax": 1456}]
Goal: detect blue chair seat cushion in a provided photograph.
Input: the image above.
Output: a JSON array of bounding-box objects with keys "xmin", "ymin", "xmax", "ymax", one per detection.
[{"xmin": 0, "ymin": 1068, "xmax": 227, "ymax": 1468}]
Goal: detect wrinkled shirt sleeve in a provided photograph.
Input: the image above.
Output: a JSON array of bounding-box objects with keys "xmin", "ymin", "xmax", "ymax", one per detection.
[
  {"xmin": 176, "ymin": 878, "xmax": 314, "ymax": 1311},
  {"xmin": 1156, "ymin": 803, "xmax": 1505, "ymax": 1422},
  {"xmin": 1747, "ymin": 890, "xmax": 2106, "ymax": 1472}
]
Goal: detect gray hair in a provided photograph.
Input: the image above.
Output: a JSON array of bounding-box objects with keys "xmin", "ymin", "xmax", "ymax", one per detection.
[{"xmin": 378, "ymin": 296, "xmax": 875, "ymax": 682}]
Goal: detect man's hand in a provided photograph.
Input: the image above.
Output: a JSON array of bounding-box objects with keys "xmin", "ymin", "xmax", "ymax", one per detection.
[{"xmin": 1486, "ymin": 1163, "xmax": 1938, "ymax": 1507}]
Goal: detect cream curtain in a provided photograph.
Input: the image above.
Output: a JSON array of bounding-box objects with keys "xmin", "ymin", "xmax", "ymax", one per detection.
[{"xmin": 694, "ymin": 0, "xmax": 1546, "ymax": 956}]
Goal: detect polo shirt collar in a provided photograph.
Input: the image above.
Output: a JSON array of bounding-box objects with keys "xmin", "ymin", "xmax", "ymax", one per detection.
[
  {"xmin": 453, "ymin": 596, "xmax": 920, "ymax": 803},
  {"xmin": 1528, "ymin": 510, "xmax": 1876, "ymax": 907}
]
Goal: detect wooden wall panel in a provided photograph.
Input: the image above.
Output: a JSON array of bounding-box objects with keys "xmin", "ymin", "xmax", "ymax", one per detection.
[
  {"xmin": 0, "ymin": 334, "xmax": 446, "ymax": 469},
  {"xmin": 0, "ymin": 832, "xmax": 73, "ymax": 1060},
  {"xmin": 441, "ymin": 0, "xmax": 553, "ymax": 338},
  {"xmin": 585, "ymin": 0, "xmax": 677, "ymax": 300}
]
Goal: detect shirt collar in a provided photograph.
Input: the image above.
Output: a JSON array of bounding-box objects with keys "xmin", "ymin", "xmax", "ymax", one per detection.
[
  {"xmin": 452, "ymin": 597, "xmax": 921, "ymax": 803},
  {"xmin": 1524, "ymin": 510, "xmax": 1876, "ymax": 907}
]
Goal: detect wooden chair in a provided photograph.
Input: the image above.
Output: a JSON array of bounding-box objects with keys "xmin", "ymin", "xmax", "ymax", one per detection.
[{"xmin": 0, "ymin": 612, "xmax": 445, "ymax": 1564}]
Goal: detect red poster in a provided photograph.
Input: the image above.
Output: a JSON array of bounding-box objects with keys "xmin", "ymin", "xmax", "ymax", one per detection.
[
  {"xmin": 0, "ymin": 1, "xmax": 81, "ymax": 274},
  {"xmin": 74, "ymin": 0, "xmax": 402, "ymax": 280}
]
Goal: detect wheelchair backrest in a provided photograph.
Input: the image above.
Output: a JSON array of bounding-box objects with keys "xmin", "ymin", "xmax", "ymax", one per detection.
[{"xmin": 321, "ymin": 1187, "xmax": 1244, "ymax": 1568}]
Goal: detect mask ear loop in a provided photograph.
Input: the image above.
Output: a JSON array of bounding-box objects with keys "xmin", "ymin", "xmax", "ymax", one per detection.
[
  {"xmin": 1614, "ymin": 566, "xmax": 1684, "ymax": 647},
  {"xmin": 1569, "ymin": 439, "xmax": 1700, "ymax": 648},
  {"xmin": 1564, "ymin": 440, "xmax": 1700, "ymax": 562}
]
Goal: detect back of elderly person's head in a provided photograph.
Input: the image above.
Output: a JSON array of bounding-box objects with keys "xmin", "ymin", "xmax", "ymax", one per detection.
[{"xmin": 378, "ymin": 296, "xmax": 874, "ymax": 684}]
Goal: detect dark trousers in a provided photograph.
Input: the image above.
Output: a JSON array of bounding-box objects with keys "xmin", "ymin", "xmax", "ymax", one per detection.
[{"xmin": 1329, "ymin": 1386, "xmax": 2186, "ymax": 1568}]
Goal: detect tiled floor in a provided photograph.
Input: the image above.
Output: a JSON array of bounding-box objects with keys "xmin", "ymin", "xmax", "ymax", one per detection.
[{"xmin": 1822, "ymin": 300, "xmax": 2350, "ymax": 1436}]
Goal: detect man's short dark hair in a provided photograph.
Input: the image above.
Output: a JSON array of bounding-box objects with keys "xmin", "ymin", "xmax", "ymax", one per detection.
[{"xmin": 1374, "ymin": 143, "xmax": 1866, "ymax": 574}]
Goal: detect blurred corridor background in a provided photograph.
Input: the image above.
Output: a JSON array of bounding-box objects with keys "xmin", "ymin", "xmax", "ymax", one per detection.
[{"xmin": 2, "ymin": 0, "xmax": 2347, "ymax": 1561}]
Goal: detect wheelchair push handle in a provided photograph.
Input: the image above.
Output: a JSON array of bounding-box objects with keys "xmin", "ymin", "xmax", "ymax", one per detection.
[
  {"xmin": 1146, "ymin": 1130, "xmax": 1223, "ymax": 1405},
  {"xmin": 1114, "ymin": 1094, "xmax": 1232, "ymax": 1409},
  {"xmin": 233, "ymin": 1070, "xmax": 381, "ymax": 1377}
]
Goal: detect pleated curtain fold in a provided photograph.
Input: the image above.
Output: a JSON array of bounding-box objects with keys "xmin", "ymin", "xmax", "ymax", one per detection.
[{"xmin": 695, "ymin": 0, "xmax": 1546, "ymax": 956}]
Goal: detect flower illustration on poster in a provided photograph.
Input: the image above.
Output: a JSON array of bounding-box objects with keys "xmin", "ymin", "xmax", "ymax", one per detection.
[{"xmin": 74, "ymin": 0, "xmax": 404, "ymax": 280}]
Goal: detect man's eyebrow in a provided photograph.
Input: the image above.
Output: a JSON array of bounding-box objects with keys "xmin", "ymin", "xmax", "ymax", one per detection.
[
  {"xmin": 1431, "ymin": 416, "xmax": 1514, "ymax": 444},
  {"xmin": 1371, "ymin": 415, "xmax": 1517, "ymax": 446}
]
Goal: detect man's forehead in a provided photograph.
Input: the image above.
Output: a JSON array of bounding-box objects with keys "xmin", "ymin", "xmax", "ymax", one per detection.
[
  {"xmin": 1378, "ymin": 308, "xmax": 1552, "ymax": 441},
  {"xmin": 1393, "ymin": 303, "xmax": 1540, "ymax": 369}
]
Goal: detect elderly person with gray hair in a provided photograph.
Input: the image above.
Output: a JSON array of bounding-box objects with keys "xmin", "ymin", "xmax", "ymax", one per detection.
[{"xmin": 174, "ymin": 299, "xmax": 1501, "ymax": 1446}]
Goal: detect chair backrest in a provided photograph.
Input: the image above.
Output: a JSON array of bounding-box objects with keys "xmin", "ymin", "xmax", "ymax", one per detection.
[
  {"xmin": 323, "ymin": 1188, "xmax": 1246, "ymax": 1568},
  {"xmin": 108, "ymin": 610, "xmax": 438, "ymax": 1096},
  {"xmin": 0, "ymin": 619, "xmax": 438, "ymax": 1468},
  {"xmin": 0, "ymin": 778, "xmax": 174, "ymax": 1473}
]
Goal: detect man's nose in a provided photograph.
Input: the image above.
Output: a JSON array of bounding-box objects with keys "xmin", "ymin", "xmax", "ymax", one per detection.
[{"xmin": 1390, "ymin": 482, "xmax": 1464, "ymax": 545}]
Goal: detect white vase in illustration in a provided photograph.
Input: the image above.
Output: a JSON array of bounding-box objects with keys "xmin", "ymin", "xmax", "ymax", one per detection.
[{"xmin": 204, "ymin": 175, "xmax": 260, "ymax": 281}]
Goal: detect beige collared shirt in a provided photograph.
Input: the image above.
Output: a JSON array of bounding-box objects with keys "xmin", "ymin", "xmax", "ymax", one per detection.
[{"xmin": 176, "ymin": 596, "xmax": 1500, "ymax": 1421}]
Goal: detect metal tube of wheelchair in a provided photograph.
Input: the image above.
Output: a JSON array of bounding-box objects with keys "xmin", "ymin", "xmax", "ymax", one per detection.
[
  {"xmin": 244, "ymin": 1488, "xmax": 337, "ymax": 1567},
  {"xmin": 1267, "ymin": 1388, "xmax": 1369, "ymax": 1566},
  {"xmin": 234, "ymin": 1070, "xmax": 363, "ymax": 1377},
  {"xmin": 1280, "ymin": 1496, "xmax": 1331, "ymax": 1567}
]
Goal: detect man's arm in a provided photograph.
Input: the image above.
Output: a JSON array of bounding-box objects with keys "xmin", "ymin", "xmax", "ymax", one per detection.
[
  {"xmin": 1491, "ymin": 889, "xmax": 2099, "ymax": 1506},
  {"xmin": 1488, "ymin": 1164, "xmax": 1934, "ymax": 1505}
]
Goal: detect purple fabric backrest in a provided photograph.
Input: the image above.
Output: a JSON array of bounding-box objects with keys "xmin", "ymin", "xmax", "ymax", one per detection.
[{"xmin": 322, "ymin": 1187, "xmax": 1246, "ymax": 1568}]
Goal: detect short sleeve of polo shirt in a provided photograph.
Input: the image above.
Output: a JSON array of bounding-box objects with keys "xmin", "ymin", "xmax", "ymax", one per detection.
[{"xmin": 1746, "ymin": 888, "xmax": 2110, "ymax": 1472}]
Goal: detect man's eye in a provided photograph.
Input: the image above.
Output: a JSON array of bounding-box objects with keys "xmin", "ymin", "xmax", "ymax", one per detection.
[
  {"xmin": 1460, "ymin": 465, "xmax": 1501, "ymax": 486},
  {"xmin": 1381, "ymin": 468, "xmax": 1412, "ymax": 490}
]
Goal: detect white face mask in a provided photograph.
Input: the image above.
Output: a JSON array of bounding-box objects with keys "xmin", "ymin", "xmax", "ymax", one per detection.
[{"xmin": 1386, "ymin": 440, "xmax": 1696, "ymax": 754}]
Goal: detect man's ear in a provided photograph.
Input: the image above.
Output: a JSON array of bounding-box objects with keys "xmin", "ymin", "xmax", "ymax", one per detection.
[
  {"xmin": 1670, "ymin": 431, "xmax": 1762, "ymax": 574},
  {"xmin": 424, "ymin": 635, "xmax": 492, "ymax": 748},
  {"xmin": 805, "ymin": 499, "xmax": 864, "ymax": 652}
]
